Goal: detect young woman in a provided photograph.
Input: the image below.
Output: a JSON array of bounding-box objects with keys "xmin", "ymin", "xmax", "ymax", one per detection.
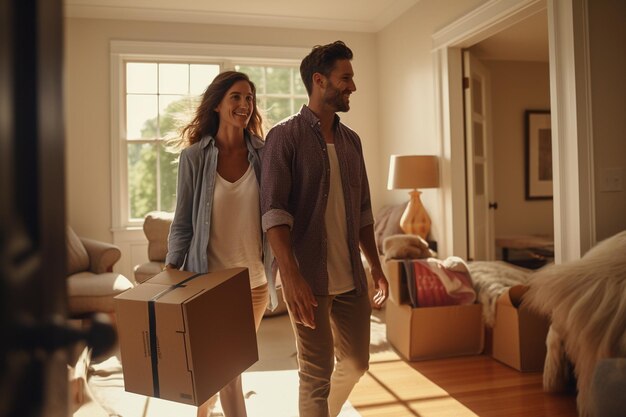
[{"xmin": 165, "ymin": 71, "xmax": 277, "ymax": 417}]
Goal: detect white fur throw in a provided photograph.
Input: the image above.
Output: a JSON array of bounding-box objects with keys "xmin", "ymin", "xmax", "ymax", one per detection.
[
  {"xmin": 467, "ymin": 261, "xmax": 531, "ymax": 327},
  {"xmin": 523, "ymin": 230, "xmax": 626, "ymax": 417}
]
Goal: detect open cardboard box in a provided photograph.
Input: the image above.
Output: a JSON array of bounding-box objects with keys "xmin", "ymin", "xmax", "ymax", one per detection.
[
  {"xmin": 114, "ymin": 267, "xmax": 257, "ymax": 405},
  {"xmin": 385, "ymin": 260, "xmax": 484, "ymax": 361},
  {"xmin": 491, "ymin": 285, "xmax": 550, "ymax": 371}
]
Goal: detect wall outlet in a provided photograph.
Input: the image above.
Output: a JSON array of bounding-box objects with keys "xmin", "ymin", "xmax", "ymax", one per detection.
[{"xmin": 600, "ymin": 167, "xmax": 624, "ymax": 192}]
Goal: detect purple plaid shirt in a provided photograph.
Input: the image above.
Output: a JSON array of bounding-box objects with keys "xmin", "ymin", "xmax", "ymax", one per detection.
[{"xmin": 260, "ymin": 105, "xmax": 374, "ymax": 296}]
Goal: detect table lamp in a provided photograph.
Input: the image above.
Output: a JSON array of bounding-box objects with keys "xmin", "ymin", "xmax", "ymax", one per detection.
[{"xmin": 387, "ymin": 155, "xmax": 439, "ymax": 239}]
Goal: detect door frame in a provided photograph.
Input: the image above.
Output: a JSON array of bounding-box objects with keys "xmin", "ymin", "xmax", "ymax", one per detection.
[{"xmin": 432, "ymin": 0, "xmax": 595, "ymax": 262}]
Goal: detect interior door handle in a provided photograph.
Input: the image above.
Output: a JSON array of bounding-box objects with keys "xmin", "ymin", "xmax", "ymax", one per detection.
[
  {"xmin": 9, "ymin": 313, "xmax": 116, "ymax": 359},
  {"xmin": 488, "ymin": 202, "xmax": 498, "ymax": 210}
]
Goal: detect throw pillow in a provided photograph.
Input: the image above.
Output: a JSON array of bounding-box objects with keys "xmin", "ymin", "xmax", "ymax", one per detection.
[
  {"xmin": 374, "ymin": 202, "xmax": 407, "ymax": 255},
  {"xmin": 383, "ymin": 234, "xmax": 434, "ymax": 261}
]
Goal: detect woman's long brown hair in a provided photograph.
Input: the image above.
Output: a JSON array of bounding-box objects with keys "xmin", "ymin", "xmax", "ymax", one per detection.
[{"xmin": 176, "ymin": 71, "xmax": 264, "ymax": 149}]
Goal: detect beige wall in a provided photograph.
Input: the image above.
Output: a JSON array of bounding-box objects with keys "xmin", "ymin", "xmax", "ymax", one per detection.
[
  {"xmin": 65, "ymin": 0, "xmax": 626, "ymax": 251},
  {"xmin": 588, "ymin": 0, "xmax": 626, "ymax": 241},
  {"xmin": 485, "ymin": 60, "xmax": 553, "ymax": 237},
  {"xmin": 64, "ymin": 18, "xmax": 379, "ymax": 241},
  {"xmin": 376, "ymin": 0, "xmax": 625, "ymax": 247},
  {"xmin": 375, "ymin": 0, "xmax": 486, "ymax": 241}
]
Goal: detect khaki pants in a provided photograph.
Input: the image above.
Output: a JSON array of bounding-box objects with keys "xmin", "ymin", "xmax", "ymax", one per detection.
[
  {"xmin": 197, "ymin": 283, "xmax": 269, "ymax": 417},
  {"xmin": 289, "ymin": 289, "xmax": 372, "ymax": 417}
]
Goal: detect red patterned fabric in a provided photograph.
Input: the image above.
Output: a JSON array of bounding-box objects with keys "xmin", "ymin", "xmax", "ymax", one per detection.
[{"xmin": 402, "ymin": 257, "xmax": 476, "ymax": 307}]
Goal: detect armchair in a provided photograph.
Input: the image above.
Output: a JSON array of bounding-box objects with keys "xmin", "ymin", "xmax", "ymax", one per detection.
[
  {"xmin": 133, "ymin": 211, "xmax": 173, "ymax": 284},
  {"xmin": 66, "ymin": 226, "xmax": 134, "ymax": 317}
]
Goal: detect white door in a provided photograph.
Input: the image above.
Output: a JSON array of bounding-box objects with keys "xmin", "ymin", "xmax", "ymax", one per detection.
[{"xmin": 463, "ymin": 50, "xmax": 496, "ymax": 261}]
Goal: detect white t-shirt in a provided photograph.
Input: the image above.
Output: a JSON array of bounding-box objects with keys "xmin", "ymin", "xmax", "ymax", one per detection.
[
  {"xmin": 325, "ymin": 144, "xmax": 355, "ymax": 294},
  {"xmin": 206, "ymin": 164, "xmax": 267, "ymax": 289}
]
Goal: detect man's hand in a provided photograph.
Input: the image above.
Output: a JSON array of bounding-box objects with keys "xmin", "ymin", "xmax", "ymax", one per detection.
[
  {"xmin": 358, "ymin": 224, "xmax": 389, "ymax": 309},
  {"xmin": 370, "ymin": 266, "xmax": 389, "ymax": 309},
  {"xmin": 281, "ymin": 271, "xmax": 318, "ymax": 329}
]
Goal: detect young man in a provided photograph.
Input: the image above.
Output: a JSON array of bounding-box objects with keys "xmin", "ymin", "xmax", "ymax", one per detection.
[{"xmin": 260, "ymin": 41, "xmax": 388, "ymax": 417}]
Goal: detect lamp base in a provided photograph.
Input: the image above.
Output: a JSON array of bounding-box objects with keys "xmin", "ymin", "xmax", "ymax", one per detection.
[{"xmin": 400, "ymin": 190, "xmax": 431, "ymax": 239}]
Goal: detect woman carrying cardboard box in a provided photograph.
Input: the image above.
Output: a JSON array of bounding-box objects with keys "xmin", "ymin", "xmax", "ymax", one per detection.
[{"xmin": 165, "ymin": 71, "xmax": 277, "ymax": 417}]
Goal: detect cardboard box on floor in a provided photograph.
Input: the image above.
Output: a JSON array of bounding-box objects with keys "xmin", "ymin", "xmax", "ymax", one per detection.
[
  {"xmin": 384, "ymin": 260, "xmax": 484, "ymax": 361},
  {"xmin": 491, "ymin": 285, "xmax": 550, "ymax": 372},
  {"xmin": 114, "ymin": 268, "xmax": 257, "ymax": 406}
]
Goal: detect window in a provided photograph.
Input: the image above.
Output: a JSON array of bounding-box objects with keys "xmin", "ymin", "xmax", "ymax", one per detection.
[
  {"xmin": 236, "ymin": 64, "xmax": 308, "ymax": 127},
  {"xmin": 111, "ymin": 42, "xmax": 309, "ymax": 229},
  {"xmin": 125, "ymin": 62, "xmax": 220, "ymax": 219}
]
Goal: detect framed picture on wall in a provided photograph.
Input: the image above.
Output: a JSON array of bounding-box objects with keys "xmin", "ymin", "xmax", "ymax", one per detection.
[{"xmin": 525, "ymin": 110, "xmax": 552, "ymax": 200}]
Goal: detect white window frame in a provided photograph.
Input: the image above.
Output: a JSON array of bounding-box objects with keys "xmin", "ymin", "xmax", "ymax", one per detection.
[{"xmin": 110, "ymin": 40, "xmax": 309, "ymax": 233}]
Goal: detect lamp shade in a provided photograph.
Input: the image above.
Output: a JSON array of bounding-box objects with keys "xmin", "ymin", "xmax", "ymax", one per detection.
[{"xmin": 387, "ymin": 155, "xmax": 439, "ymax": 190}]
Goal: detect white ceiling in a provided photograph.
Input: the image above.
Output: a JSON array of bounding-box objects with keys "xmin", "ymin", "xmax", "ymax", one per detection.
[
  {"xmin": 64, "ymin": 0, "xmax": 421, "ymax": 32},
  {"xmin": 64, "ymin": 0, "xmax": 548, "ymax": 61},
  {"xmin": 471, "ymin": 10, "xmax": 549, "ymax": 62}
]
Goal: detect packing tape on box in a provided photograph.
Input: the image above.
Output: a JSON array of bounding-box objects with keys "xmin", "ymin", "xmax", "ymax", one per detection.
[{"xmin": 147, "ymin": 272, "xmax": 204, "ymax": 398}]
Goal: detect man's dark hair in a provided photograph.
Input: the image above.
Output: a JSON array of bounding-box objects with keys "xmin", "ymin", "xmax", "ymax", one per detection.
[{"xmin": 300, "ymin": 41, "xmax": 353, "ymax": 96}]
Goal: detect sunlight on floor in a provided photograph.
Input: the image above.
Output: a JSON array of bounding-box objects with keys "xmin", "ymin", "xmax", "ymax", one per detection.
[
  {"xmin": 348, "ymin": 312, "xmax": 478, "ymax": 417},
  {"xmin": 80, "ymin": 309, "xmax": 478, "ymax": 417},
  {"xmin": 350, "ymin": 354, "xmax": 478, "ymax": 417}
]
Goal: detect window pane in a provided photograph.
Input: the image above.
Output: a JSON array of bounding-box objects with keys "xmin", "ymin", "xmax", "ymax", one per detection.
[
  {"xmin": 159, "ymin": 95, "xmax": 193, "ymax": 139},
  {"xmin": 159, "ymin": 63, "xmax": 189, "ymax": 94},
  {"xmin": 294, "ymin": 97, "xmax": 308, "ymax": 111},
  {"xmin": 266, "ymin": 97, "xmax": 291, "ymax": 125},
  {"xmin": 127, "ymin": 95, "xmax": 158, "ymax": 139},
  {"xmin": 294, "ymin": 70, "xmax": 307, "ymax": 95},
  {"xmin": 160, "ymin": 145, "xmax": 179, "ymax": 213},
  {"xmin": 128, "ymin": 142, "xmax": 157, "ymax": 219},
  {"xmin": 266, "ymin": 66, "xmax": 290, "ymax": 94},
  {"xmin": 236, "ymin": 65, "xmax": 265, "ymax": 93},
  {"xmin": 190, "ymin": 64, "xmax": 220, "ymax": 95},
  {"xmin": 127, "ymin": 63, "xmax": 157, "ymax": 94},
  {"xmin": 256, "ymin": 97, "xmax": 268, "ymax": 118}
]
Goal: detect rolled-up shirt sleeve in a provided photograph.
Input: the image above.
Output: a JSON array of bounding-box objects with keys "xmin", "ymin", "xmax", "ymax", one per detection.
[{"xmin": 261, "ymin": 127, "xmax": 294, "ymax": 232}]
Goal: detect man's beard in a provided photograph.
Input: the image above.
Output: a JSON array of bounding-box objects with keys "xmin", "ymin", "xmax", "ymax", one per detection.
[{"xmin": 324, "ymin": 83, "xmax": 350, "ymax": 112}]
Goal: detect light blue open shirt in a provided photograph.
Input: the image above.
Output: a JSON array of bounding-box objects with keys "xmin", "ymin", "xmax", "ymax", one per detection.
[{"xmin": 166, "ymin": 132, "xmax": 278, "ymax": 311}]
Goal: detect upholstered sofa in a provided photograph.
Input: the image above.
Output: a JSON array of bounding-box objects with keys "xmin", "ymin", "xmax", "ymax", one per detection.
[{"xmin": 66, "ymin": 226, "xmax": 134, "ymax": 317}]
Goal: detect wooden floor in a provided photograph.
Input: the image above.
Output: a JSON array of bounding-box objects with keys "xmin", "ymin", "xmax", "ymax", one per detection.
[{"xmin": 349, "ymin": 350, "xmax": 578, "ymax": 417}]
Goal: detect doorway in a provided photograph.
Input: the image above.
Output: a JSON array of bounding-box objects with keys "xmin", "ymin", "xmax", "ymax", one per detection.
[
  {"xmin": 463, "ymin": 10, "xmax": 554, "ymax": 267},
  {"xmin": 431, "ymin": 0, "xmax": 595, "ymax": 263}
]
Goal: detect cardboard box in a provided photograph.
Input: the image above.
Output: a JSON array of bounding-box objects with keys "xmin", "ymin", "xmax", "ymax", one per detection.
[
  {"xmin": 114, "ymin": 268, "xmax": 257, "ymax": 405},
  {"xmin": 385, "ymin": 259, "xmax": 410, "ymax": 306},
  {"xmin": 385, "ymin": 261, "xmax": 484, "ymax": 361},
  {"xmin": 491, "ymin": 285, "xmax": 550, "ymax": 371}
]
